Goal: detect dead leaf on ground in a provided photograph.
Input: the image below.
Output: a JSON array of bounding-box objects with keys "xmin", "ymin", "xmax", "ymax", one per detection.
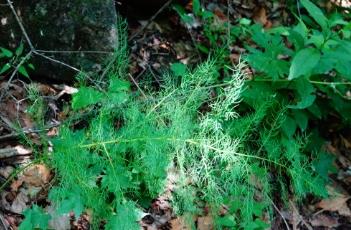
[
  {"xmin": 340, "ymin": 135, "xmax": 351, "ymax": 149},
  {"xmin": 170, "ymin": 217, "xmax": 191, "ymax": 230},
  {"xmin": 10, "ymin": 179, "xmax": 24, "ymax": 192},
  {"xmin": 10, "ymin": 191, "xmax": 29, "ymax": 214},
  {"xmin": 197, "ymin": 216, "xmax": 213, "ymax": 230},
  {"xmin": 253, "ymin": 7, "xmax": 268, "ymax": 26},
  {"xmin": 23, "ymin": 164, "xmax": 52, "ymax": 187},
  {"xmin": 316, "ymin": 194, "xmax": 351, "ymax": 217},
  {"xmin": 310, "ymin": 213, "xmax": 340, "ymax": 228},
  {"xmin": 0, "ymin": 166, "xmax": 14, "ymax": 179},
  {"xmin": 47, "ymin": 127, "xmax": 58, "ymax": 137}
]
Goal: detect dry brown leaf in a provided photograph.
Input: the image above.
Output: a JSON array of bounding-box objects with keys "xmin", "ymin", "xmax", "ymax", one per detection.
[
  {"xmin": 316, "ymin": 194, "xmax": 351, "ymax": 217},
  {"xmin": 10, "ymin": 191, "xmax": 29, "ymax": 214},
  {"xmin": 47, "ymin": 127, "xmax": 58, "ymax": 137},
  {"xmin": 0, "ymin": 166, "xmax": 14, "ymax": 179},
  {"xmin": 340, "ymin": 135, "xmax": 351, "ymax": 149},
  {"xmin": 253, "ymin": 7, "xmax": 267, "ymax": 26},
  {"xmin": 310, "ymin": 214, "xmax": 339, "ymax": 228},
  {"xmin": 197, "ymin": 216, "xmax": 213, "ymax": 230},
  {"xmin": 170, "ymin": 217, "xmax": 191, "ymax": 230},
  {"xmin": 10, "ymin": 179, "xmax": 24, "ymax": 192},
  {"xmin": 23, "ymin": 164, "xmax": 52, "ymax": 187}
]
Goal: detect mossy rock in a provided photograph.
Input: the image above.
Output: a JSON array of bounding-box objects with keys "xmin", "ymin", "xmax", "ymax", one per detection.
[{"xmin": 0, "ymin": 0, "xmax": 118, "ymax": 81}]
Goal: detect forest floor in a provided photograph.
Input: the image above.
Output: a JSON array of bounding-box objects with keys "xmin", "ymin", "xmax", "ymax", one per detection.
[{"xmin": 1, "ymin": 0, "xmax": 351, "ymax": 229}]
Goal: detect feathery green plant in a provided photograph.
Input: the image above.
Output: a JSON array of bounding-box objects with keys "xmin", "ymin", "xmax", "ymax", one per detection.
[
  {"xmin": 46, "ymin": 58, "xmax": 327, "ymax": 229},
  {"xmin": 21, "ymin": 16, "xmax": 330, "ymax": 230}
]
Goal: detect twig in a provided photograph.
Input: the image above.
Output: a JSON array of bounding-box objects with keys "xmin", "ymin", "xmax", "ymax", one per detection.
[
  {"xmin": 33, "ymin": 51, "xmax": 82, "ymax": 73},
  {"xmin": 129, "ymin": 0, "xmax": 173, "ymax": 41},
  {"xmin": 289, "ymin": 200, "xmax": 312, "ymax": 230},
  {"xmin": 35, "ymin": 50, "xmax": 113, "ymax": 54},
  {"xmin": 0, "ymin": 212, "xmax": 8, "ymax": 230},
  {"xmin": 6, "ymin": 0, "xmax": 34, "ymax": 50},
  {"xmin": 128, "ymin": 73, "xmax": 147, "ymax": 99},
  {"xmin": 0, "ymin": 122, "xmax": 60, "ymax": 142},
  {"xmin": 270, "ymin": 199, "xmax": 291, "ymax": 230}
]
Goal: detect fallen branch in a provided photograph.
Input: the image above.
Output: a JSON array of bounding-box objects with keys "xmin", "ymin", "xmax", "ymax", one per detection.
[{"xmin": 0, "ymin": 146, "xmax": 32, "ymax": 159}]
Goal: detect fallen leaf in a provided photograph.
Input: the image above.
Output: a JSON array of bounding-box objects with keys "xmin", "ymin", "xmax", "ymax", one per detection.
[
  {"xmin": 47, "ymin": 205, "xmax": 71, "ymax": 230},
  {"xmin": 0, "ymin": 166, "xmax": 14, "ymax": 179},
  {"xmin": 170, "ymin": 217, "xmax": 191, "ymax": 230},
  {"xmin": 10, "ymin": 179, "xmax": 24, "ymax": 192},
  {"xmin": 316, "ymin": 194, "xmax": 351, "ymax": 217},
  {"xmin": 214, "ymin": 9, "xmax": 227, "ymax": 21},
  {"xmin": 10, "ymin": 191, "xmax": 29, "ymax": 214},
  {"xmin": 310, "ymin": 214, "xmax": 339, "ymax": 228},
  {"xmin": 23, "ymin": 164, "xmax": 52, "ymax": 187},
  {"xmin": 253, "ymin": 7, "xmax": 267, "ymax": 26},
  {"xmin": 340, "ymin": 135, "xmax": 351, "ymax": 149},
  {"xmin": 47, "ymin": 127, "xmax": 58, "ymax": 137},
  {"xmin": 197, "ymin": 216, "xmax": 213, "ymax": 230}
]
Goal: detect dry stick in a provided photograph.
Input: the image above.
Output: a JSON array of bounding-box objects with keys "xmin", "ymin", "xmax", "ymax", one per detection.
[
  {"xmin": 128, "ymin": 0, "xmax": 173, "ymax": 41},
  {"xmin": 6, "ymin": 0, "xmax": 34, "ymax": 50},
  {"xmin": 270, "ymin": 199, "xmax": 291, "ymax": 230},
  {"xmin": 128, "ymin": 73, "xmax": 147, "ymax": 99},
  {"xmin": 0, "ymin": 213, "xmax": 8, "ymax": 230},
  {"xmin": 0, "ymin": 147, "xmax": 31, "ymax": 159},
  {"xmin": 35, "ymin": 50, "xmax": 113, "ymax": 54}
]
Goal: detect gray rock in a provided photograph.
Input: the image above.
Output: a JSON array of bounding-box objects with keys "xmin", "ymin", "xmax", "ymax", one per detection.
[{"xmin": 0, "ymin": 0, "xmax": 118, "ymax": 81}]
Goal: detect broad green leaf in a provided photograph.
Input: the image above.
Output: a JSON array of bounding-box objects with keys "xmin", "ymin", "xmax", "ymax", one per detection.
[
  {"xmin": 173, "ymin": 4, "xmax": 193, "ymax": 24},
  {"xmin": 293, "ymin": 20, "xmax": 308, "ymax": 41},
  {"xmin": 288, "ymin": 48, "xmax": 320, "ymax": 80},
  {"xmin": 217, "ymin": 215, "xmax": 236, "ymax": 227},
  {"xmin": 19, "ymin": 205, "xmax": 50, "ymax": 230},
  {"xmin": 18, "ymin": 65, "xmax": 29, "ymax": 78},
  {"xmin": 57, "ymin": 193, "xmax": 84, "ymax": 217},
  {"xmin": 0, "ymin": 63, "xmax": 11, "ymax": 74},
  {"xmin": 108, "ymin": 78, "xmax": 130, "ymax": 92},
  {"xmin": 289, "ymin": 94, "xmax": 315, "ymax": 109},
  {"xmin": 15, "ymin": 43, "xmax": 24, "ymax": 56},
  {"xmin": 0, "ymin": 47, "xmax": 13, "ymax": 57},
  {"xmin": 72, "ymin": 87, "xmax": 104, "ymax": 110},
  {"xmin": 287, "ymin": 30, "xmax": 305, "ymax": 50},
  {"xmin": 202, "ymin": 10, "xmax": 214, "ymax": 19},
  {"xmin": 106, "ymin": 202, "xmax": 140, "ymax": 230},
  {"xmin": 313, "ymin": 153, "xmax": 336, "ymax": 180},
  {"xmin": 239, "ymin": 18, "xmax": 251, "ymax": 26},
  {"xmin": 192, "ymin": 0, "xmax": 201, "ymax": 16},
  {"xmin": 292, "ymin": 110, "xmax": 308, "ymax": 131},
  {"xmin": 300, "ymin": 0, "xmax": 328, "ymax": 31},
  {"xmin": 28, "ymin": 63, "xmax": 35, "ymax": 70},
  {"xmin": 288, "ymin": 78, "xmax": 316, "ymax": 109},
  {"xmin": 171, "ymin": 62, "xmax": 187, "ymax": 77},
  {"xmin": 281, "ymin": 116, "xmax": 297, "ymax": 137},
  {"xmin": 109, "ymin": 92, "xmax": 129, "ymax": 104},
  {"xmin": 306, "ymin": 31, "xmax": 324, "ymax": 48}
]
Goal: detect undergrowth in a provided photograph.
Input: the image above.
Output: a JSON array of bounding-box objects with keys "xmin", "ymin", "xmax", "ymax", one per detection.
[{"xmin": 19, "ymin": 16, "xmax": 332, "ymax": 230}]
